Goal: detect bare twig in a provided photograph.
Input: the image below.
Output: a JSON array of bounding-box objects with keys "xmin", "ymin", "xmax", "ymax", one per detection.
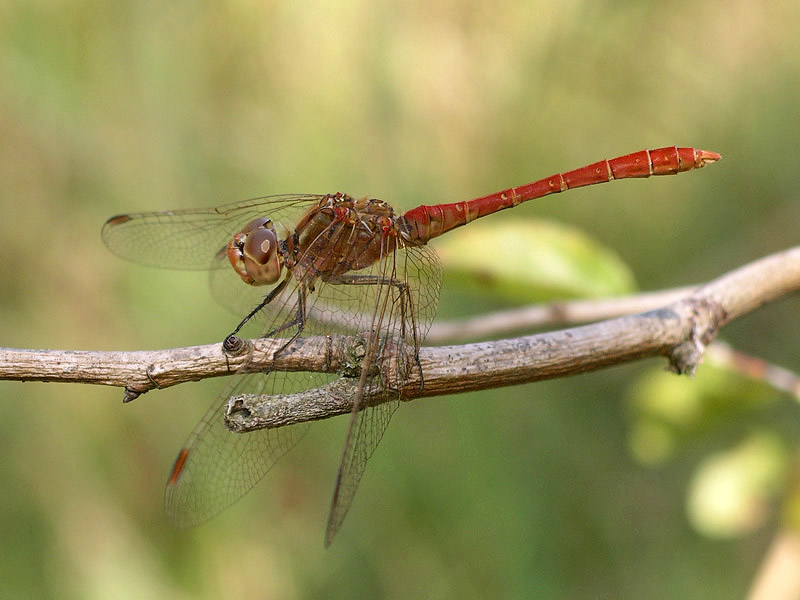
[
  {"xmin": 426, "ymin": 285, "xmax": 699, "ymax": 343},
  {"xmin": 707, "ymin": 342, "xmax": 800, "ymax": 400},
  {"xmin": 747, "ymin": 529, "xmax": 800, "ymax": 600},
  {"xmin": 0, "ymin": 336, "xmax": 337, "ymax": 402},
  {"xmin": 1, "ymin": 247, "xmax": 799, "ymax": 429}
]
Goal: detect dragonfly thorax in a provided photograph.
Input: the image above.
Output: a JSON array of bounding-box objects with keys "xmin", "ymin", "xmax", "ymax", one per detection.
[
  {"xmin": 227, "ymin": 217, "xmax": 283, "ymax": 286},
  {"xmin": 292, "ymin": 195, "xmax": 401, "ymax": 280}
]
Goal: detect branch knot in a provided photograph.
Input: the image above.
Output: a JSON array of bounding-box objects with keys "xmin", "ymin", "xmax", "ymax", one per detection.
[{"xmin": 667, "ymin": 297, "xmax": 728, "ymax": 376}]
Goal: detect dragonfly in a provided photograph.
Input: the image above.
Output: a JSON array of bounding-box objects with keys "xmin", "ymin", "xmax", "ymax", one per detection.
[{"xmin": 102, "ymin": 146, "xmax": 720, "ymax": 545}]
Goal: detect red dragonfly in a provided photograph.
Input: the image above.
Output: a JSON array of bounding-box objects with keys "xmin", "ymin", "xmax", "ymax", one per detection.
[{"xmin": 102, "ymin": 146, "xmax": 720, "ymax": 545}]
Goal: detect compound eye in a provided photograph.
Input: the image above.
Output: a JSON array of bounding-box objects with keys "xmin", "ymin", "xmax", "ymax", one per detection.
[
  {"xmin": 241, "ymin": 217, "xmax": 271, "ymax": 234},
  {"xmin": 244, "ymin": 228, "xmax": 276, "ymax": 266},
  {"xmin": 227, "ymin": 219, "xmax": 282, "ymax": 285}
]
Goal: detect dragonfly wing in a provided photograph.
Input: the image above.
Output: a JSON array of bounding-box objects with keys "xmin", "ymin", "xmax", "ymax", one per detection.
[
  {"xmin": 159, "ymin": 197, "xmax": 443, "ymax": 538},
  {"xmin": 317, "ymin": 241, "xmax": 442, "ymax": 545},
  {"xmin": 102, "ymin": 194, "xmax": 325, "ymax": 270},
  {"xmin": 164, "ymin": 370, "xmax": 311, "ymax": 528},
  {"xmin": 324, "ymin": 398, "xmax": 398, "ymax": 546}
]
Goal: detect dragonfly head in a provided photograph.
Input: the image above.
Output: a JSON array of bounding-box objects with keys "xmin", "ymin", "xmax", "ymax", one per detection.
[{"xmin": 227, "ymin": 217, "xmax": 282, "ymax": 286}]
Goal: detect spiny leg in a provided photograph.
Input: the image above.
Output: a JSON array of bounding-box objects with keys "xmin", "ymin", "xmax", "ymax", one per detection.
[
  {"xmin": 268, "ymin": 287, "xmax": 308, "ymax": 357},
  {"xmin": 226, "ymin": 276, "xmax": 289, "ymax": 341},
  {"xmin": 327, "ymin": 272, "xmax": 412, "ymax": 338},
  {"xmin": 327, "ymin": 271, "xmax": 424, "ymax": 389},
  {"xmin": 223, "ymin": 276, "xmax": 310, "ymax": 363}
]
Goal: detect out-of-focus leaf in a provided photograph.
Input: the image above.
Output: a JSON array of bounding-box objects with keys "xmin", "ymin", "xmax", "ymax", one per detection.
[
  {"xmin": 626, "ymin": 363, "xmax": 777, "ymax": 465},
  {"xmin": 781, "ymin": 475, "xmax": 800, "ymax": 533},
  {"xmin": 432, "ymin": 219, "xmax": 636, "ymax": 303},
  {"xmin": 687, "ymin": 432, "xmax": 788, "ymax": 538},
  {"xmin": 627, "ymin": 359, "xmax": 792, "ymax": 539}
]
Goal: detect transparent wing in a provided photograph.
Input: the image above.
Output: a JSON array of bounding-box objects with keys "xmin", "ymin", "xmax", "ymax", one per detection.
[
  {"xmin": 102, "ymin": 193, "xmax": 328, "ymax": 325},
  {"xmin": 322, "ymin": 241, "xmax": 441, "ymax": 545},
  {"xmin": 101, "ymin": 194, "xmax": 325, "ymax": 270},
  {"xmin": 147, "ymin": 196, "xmax": 440, "ymax": 536},
  {"xmin": 164, "ymin": 370, "xmax": 312, "ymax": 528},
  {"xmin": 324, "ymin": 399, "xmax": 398, "ymax": 546},
  {"xmin": 163, "ymin": 261, "xmax": 349, "ymax": 527}
]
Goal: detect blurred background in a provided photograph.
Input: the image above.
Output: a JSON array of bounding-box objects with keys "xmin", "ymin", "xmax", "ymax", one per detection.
[{"xmin": 1, "ymin": 1, "xmax": 799, "ymax": 598}]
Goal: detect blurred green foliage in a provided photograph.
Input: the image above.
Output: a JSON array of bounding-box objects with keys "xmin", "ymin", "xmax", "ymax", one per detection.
[
  {"xmin": 437, "ymin": 219, "xmax": 636, "ymax": 303},
  {"xmin": 2, "ymin": 1, "xmax": 800, "ymax": 598}
]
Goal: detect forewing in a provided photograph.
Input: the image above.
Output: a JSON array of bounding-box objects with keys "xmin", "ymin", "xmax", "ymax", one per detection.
[{"xmin": 102, "ymin": 194, "xmax": 324, "ymax": 270}]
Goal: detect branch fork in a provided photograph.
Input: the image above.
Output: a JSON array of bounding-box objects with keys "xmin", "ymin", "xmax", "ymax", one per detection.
[{"xmin": 1, "ymin": 246, "xmax": 798, "ymax": 431}]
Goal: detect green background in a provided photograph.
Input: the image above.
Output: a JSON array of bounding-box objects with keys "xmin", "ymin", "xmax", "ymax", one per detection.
[{"xmin": 1, "ymin": 1, "xmax": 799, "ymax": 598}]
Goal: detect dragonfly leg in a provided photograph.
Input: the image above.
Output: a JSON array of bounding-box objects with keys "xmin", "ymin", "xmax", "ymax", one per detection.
[
  {"xmin": 223, "ymin": 276, "xmax": 311, "ymax": 365},
  {"xmin": 266, "ymin": 287, "xmax": 308, "ymax": 356},
  {"xmin": 328, "ymin": 272, "xmax": 425, "ymax": 390},
  {"xmin": 226, "ymin": 276, "xmax": 289, "ymax": 340}
]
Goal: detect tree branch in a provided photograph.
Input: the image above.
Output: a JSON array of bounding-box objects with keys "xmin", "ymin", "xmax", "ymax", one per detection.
[
  {"xmin": 425, "ymin": 285, "xmax": 699, "ymax": 343},
  {"xmin": 2, "ymin": 247, "xmax": 799, "ymax": 429}
]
